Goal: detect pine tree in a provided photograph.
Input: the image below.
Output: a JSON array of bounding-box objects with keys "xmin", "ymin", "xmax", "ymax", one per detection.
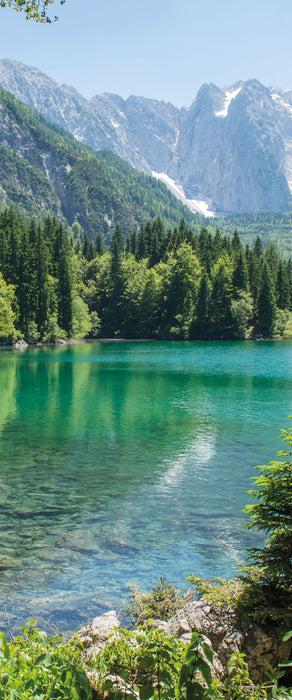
[
  {"xmin": 191, "ymin": 269, "xmax": 211, "ymax": 339},
  {"xmin": 276, "ymin": 261, "xmax": 290, "ymax": 310},
  {"xmin": 256, "ymin": 260, "xmax": 277, "ymax": 337},
  {"xmin": 95, "ymin": 232, "xmax": 105, "ymax": 256},
  {"xmin": 209, "ymin": 254, "xmax": 233, "ymax": 337},
  {"xmin": 232, "ymin": 250, "xmax": 250, "ymax": 295},
  {"xmin": 55, "ymin": 224, "xmax": 73, "ymax": 335}
]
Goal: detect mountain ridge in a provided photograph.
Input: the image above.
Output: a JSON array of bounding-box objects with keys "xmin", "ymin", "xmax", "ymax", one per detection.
[
  {"xmin": 0, "ymin": 83, "xmax": 200, "ymax": 241},
  {"xmin": 0, "ymin": 59, "xmax": 291, "ymax": 215}
]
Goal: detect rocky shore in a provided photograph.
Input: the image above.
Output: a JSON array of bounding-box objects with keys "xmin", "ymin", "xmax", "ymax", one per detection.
[{"xmin": 77, "ymin": 600, "xmax": 292, "ymax": 684}]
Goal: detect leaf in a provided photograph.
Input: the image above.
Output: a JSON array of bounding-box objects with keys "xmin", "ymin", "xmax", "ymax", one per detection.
[
  {"xmin": 139, "ymin": 654, "xmax": 155, "ymax": 669},
  {"xmin": 196, "ymin": 658, "xmax": 212, "ymax": 687},
  {"xmin": 282, "ymin": 630, "xmax": 292, "ymax": 642},
  {"xmin": 102, "ymin": 678, "xmax": 114, "ymax": 690},
  {"xmin": 0, "ymin": 632, "xmax": 9, "ymax": 659},
  {"xmin": 139, "ymin": 683, "xmax": 155, "ymax": 700}
]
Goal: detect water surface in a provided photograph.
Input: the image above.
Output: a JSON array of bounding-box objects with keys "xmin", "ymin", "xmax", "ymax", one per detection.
[{"xmin": 0, "ymin": 340, "xmax": 292, "ymax": 633}]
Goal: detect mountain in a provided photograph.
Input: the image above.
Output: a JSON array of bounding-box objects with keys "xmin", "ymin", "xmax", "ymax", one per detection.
[
  {"xmin": 0, "ymin": 84, "xmax": 200, "ymax": 242},
  {"xmin": 0, "ymin": 60, "xmax": 291, "ymax": 215}
]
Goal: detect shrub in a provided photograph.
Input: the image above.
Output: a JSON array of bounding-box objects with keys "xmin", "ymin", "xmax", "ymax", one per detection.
[
  {"xmin": 124, "ymin": 577, "xmax": 194, "ymax": 624},
  {"xmin": 0, "ymin": 622, "xmax": 91, "ymax": 699},
  {"xmin": 242, "ymin": 421, "xmax": 292, "ymax": 610}
]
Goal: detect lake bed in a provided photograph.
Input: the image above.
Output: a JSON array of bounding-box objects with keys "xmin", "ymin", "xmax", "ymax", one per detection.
[{"xmin": 0, "ymin": 340, "xmax": 292, "ymax": 634}]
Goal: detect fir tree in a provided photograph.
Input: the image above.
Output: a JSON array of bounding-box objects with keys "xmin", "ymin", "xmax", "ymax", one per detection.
[{"xmin": 256, "ymin": 260, "xmax": 277, "ymax": 337}]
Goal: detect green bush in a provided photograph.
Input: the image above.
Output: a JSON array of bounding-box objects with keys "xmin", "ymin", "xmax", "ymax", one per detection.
[
  {"xmin": 124, "ymin": 577, "xmax": 194, "ymax": 624},
  {"xmin": 0, "ymin": 622, "xmax": 91, "ymax": 699},
  {"xmin": 92, "ymin": 626, "xmax": 214, "ymax": 700},
  {"xmin": 242, "ymin": 421, "xmax": 292, "ymax": 611}
]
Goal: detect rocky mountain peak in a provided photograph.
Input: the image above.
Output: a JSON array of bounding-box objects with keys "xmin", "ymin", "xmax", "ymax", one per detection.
[{"xmin": 0, "ymin": 59, "xmax": 291, "ymax": 214}]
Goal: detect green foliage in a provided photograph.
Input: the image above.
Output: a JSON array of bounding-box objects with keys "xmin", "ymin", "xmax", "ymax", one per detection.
[
  {"xmin": 93, "ymin": 626, "xmax": 214, "ymax": 700},
  {"xmin": 186, "ymin": 568, "xmax": 287, "ymax": 624},
  {"xmin": 41, "ymin": 312, "xmax": 66, "ymax": 342},
  {"xmin": 0, "ymin": 0, "xmax": 65, "ymax": 22},
  {"xmin": 231, "ymin": 291, "xmax": 253, "ymax": 339},
  {"xmin": 1, "ymin": 205, "xmax": 291, "ymax": 343},
  {"xmin": 213, "ymin": 652, "xmax": 271, "ymax": 699},
  {"xmin": 212, "ymin": 212, "xmax": 292, "ymax": 258},
  {"xmin": 0, "ymin": 271, "xmax": 17, "ymax": 340},
  {"xmin": 255, "ymin": 260, "xmax": 277, "ymax": 336},
  {"xmin": 243, "ymin": 421, "xmax": 292, "ymax": 604},
  {"xmin": 125, "ymin": 577, "xmax": 194, "ymax": 624},
  {"xmin": 282, "ymin": 311, "xmax": 292, "ymax": 339},
  {"xmin": 186, "ymin": 575, "xmax": 243, "ymax": 609},
  {"xmin": 0, "ymin": 623, "xmax": 91, "ymax": 699},
  {"xmin": 71, "ymin": 295, "xmax": 92, "ymax": 339},
  {"xmin": 92, "ymin": 625, "xmax": 290, "ymax": 699}
]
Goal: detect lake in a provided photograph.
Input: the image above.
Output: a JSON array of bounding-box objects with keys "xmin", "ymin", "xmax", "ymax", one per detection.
[{"xmin": 0, "ymin": 340, "xmax": 292, "ymax": 634}]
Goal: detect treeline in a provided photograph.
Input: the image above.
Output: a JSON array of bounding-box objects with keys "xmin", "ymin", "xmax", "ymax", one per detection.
[{"xmin": 0, "ymin": 208, "xmax": 291, "ymax": 342}]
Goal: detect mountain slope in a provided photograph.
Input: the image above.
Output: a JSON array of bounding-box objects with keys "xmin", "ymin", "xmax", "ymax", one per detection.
[
  {"xmin": 0, "ymin": 85, "xmax": 200, "ymax": 242},
  {"xmin": 0, "ymin": 60, "xmax": 291, "ymax": 214}
]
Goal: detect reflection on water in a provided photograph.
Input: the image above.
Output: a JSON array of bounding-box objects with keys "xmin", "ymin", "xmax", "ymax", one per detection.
[{"xmin": 0, "ymin": 340, "xmax": 292, "ymax": 633}]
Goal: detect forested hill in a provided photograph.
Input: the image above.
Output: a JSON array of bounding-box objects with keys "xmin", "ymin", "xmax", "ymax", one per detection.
[
  {"xmin": 0, "ymin": 208, "xmax": 291, "ymax": 344},
  {"xmin": 0, "ymin": 86, "xmax": 201, "ymax": 242}
]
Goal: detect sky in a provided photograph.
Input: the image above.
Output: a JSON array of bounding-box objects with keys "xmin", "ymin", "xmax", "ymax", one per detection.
[{"xmin": 0, "ymin": 0, "xmax": 291, "ymax": 107}]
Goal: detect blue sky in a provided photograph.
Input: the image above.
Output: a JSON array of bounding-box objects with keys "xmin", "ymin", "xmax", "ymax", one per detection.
[{"xmin": 0, "ymin": 0, "xmax": 291, "ymax": 106}]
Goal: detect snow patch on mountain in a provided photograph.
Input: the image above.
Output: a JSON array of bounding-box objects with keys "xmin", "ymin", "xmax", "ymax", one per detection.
[
  {"xmin": 271, "ymin": 92, "xmax": 292, "ymax": 115},
  {"xmin": 152, "ymin": 172, "xmax": 215, "ymax": 217},
  {"xmin": 215, "ymin": 86, "xmax": 242, "ymax": 118}
]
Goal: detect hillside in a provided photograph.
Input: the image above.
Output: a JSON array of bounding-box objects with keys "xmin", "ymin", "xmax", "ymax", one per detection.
[{"xmin": 0, "ymin": 85, "xmax": 200, "ymax": 243}]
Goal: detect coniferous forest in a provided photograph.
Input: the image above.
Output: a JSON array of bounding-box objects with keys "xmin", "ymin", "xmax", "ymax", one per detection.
[{"xmin": 0, "ymin": 206, "xmax": 291, "ymax": 343}]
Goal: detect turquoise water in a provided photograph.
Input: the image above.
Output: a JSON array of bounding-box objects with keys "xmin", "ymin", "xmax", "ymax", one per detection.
[{"xmin": 0, "ymin": 340, "xmax": 292, "ymax": 634}]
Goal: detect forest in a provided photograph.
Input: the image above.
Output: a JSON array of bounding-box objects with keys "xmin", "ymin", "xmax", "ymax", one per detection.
[{"xmin": 0, "ymin": 206, "xmax": 291, "ymax": 343}]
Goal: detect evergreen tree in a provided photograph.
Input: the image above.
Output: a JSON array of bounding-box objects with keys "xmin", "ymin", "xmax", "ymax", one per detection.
[
  {"xmin": 244, "ymin": 422, "xmax": 292, "ymax": 603},
  {"xmin": 232, "ymin": 250, "xmax": 249, "ymax": 295},
  {"xmin": 276, "ymin": 261, "xmax": 290, "ymax": 310},
  {"xmin": 248, "ymin": 236, "xmax": 264, "ymax": 302},
  {"xmin": 82, "ymin": 233, "xmax": 95, "ymax": 261},
  {"xmin": 95, "ymin": 232, "xmax": 105, "ymax": 256},
  {"xmin": 191, "ymin": 269, "xmax": 211, "ymax": 339},
  {"xmin": 209, "ymin": 254, "xmax": 233, "ymax": 337},
  {"xmin": 264, "ymin": 242, "xmax": 280, "ymax": 284},
  {"xmin": 55, "ymin": 224, "xmax": 73, "ymax": 334},
  {"xmin": 129, "ymin": 229, "xmax": 137, "ymax": 256},
  {"xmin": 136, "ymin": 226, "xmax": 147, "ymax": 260},
  {"xmin": 110, "ymin": 225, "xmax": 125, "ymax": 255},
  {"xmin": 231, "ymin": 229, "xmax": 241, "ymax": 254},
  {"xmin": 256, "ymin": 260, "xmax": 277, "ymax": 337},
  {"xmin": 198, "ymin": 228, "xmax": 213, "ymax": 275},
  {"xmin": 161, "ymin": 243, "xmax": 201, "ymax": 338}
]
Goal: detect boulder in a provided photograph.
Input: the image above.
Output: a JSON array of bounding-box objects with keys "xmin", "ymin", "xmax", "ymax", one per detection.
[
  {"xmin": 162, "ymin": 600, "xmax": 292, "ymax": 682},
  {"xmin": 78, "ymin": 610, "xmax": 120, "ymax": 659},
  {"xmin": 14, "ymin": 339, "xmax": 28, "ymax": 350}
]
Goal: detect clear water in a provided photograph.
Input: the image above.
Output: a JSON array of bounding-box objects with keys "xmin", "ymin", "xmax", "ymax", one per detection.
[{"xmin": 0, "ymin": 340, "xmax": 292, "ymax": 634}]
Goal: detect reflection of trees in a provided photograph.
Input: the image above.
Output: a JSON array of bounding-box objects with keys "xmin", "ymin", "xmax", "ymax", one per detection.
[
  {"xmin": 0, "ymin": 352, "xmax": 16, "ymax": 438},
  {"xmin": 0, "ymin": 342, "xmax": 208, "ymax": 542}
]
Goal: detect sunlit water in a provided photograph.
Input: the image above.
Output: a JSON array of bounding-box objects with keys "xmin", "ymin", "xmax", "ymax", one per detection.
[{"xmin": 0, "ymin": 340, "xmax": 292, "ymax": 634}]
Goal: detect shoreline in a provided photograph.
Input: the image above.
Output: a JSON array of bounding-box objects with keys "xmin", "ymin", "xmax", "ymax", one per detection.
[{"xmin": 1, "ymin": 334, "xmax": 291, "ymax": 350}]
